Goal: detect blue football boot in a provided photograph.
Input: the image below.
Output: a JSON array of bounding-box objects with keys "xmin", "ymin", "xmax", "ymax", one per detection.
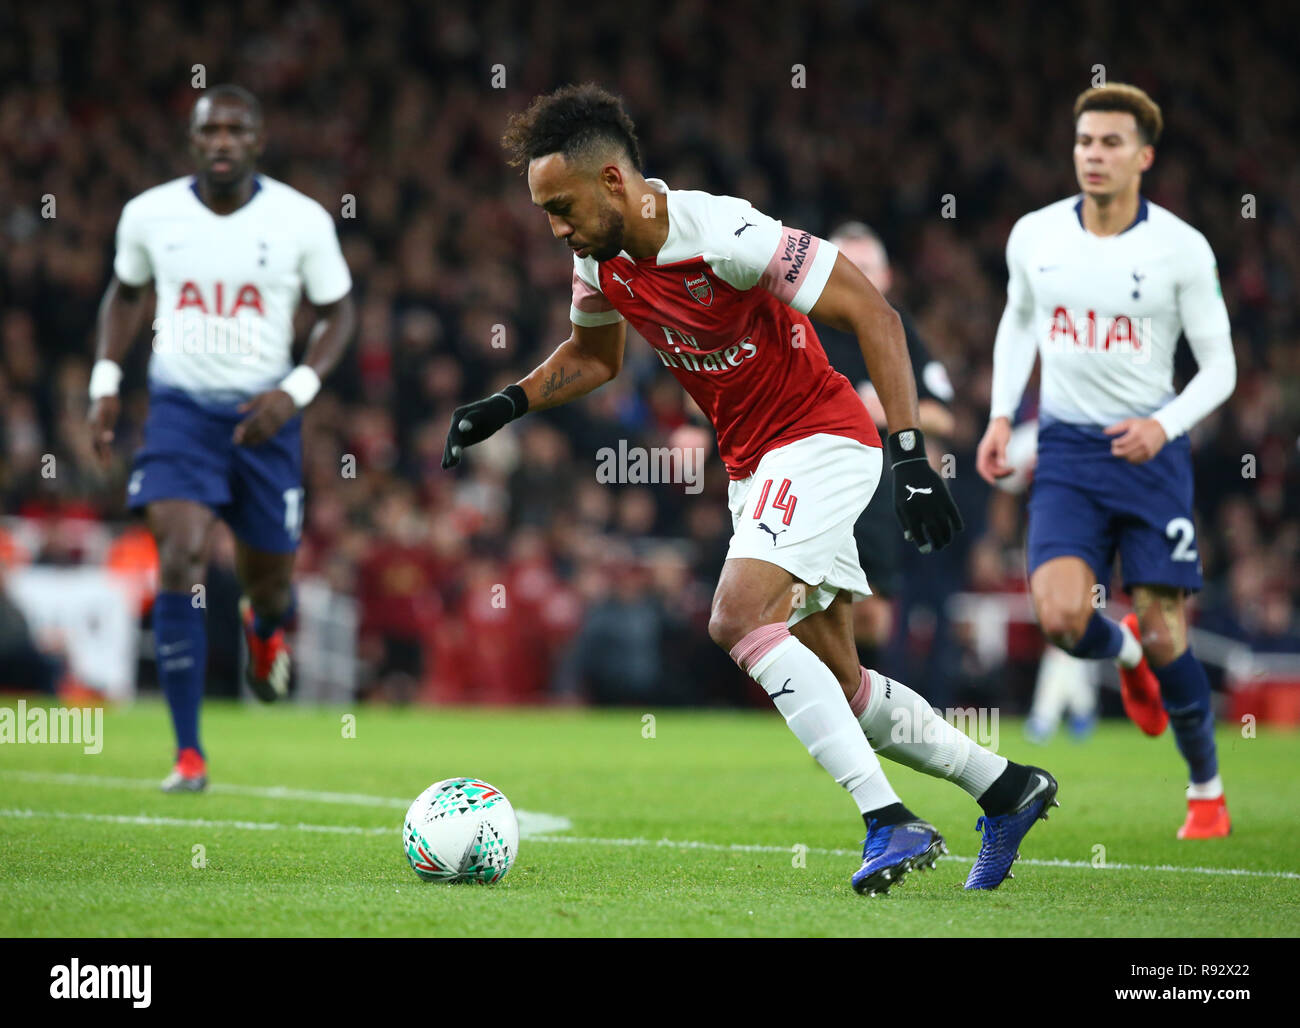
[
  {"xmin": 852, "ymin": 818, "xmax": 946, "ymax": 896},
  {"xmin": 964, "ymin": 766, "xmax": 1059, "ymax": 890}
]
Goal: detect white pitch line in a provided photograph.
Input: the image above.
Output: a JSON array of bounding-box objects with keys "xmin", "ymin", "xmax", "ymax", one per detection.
[
  {"xmin": 4, "ymin": 771, "xmax": 1297, "ymax": 882},
  {"xmin": 0, "ymin": 769, "xmax": 573, "ymax": 836},
  {"xmin": 0, "ymin": 808, "xmax": 394, "ymax": 836},
  {"xmin": 525, "ymin": 835, "xmax": 1300, "ymax": 881}
]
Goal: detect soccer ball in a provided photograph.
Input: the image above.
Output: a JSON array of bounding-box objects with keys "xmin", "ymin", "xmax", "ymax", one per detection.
[
  {"xmin": 402, "ymin": 777, "xmax": 519, "ymax": 884},
  {"xmin": 992, "ymin": 420, "xmax": 1039, "ymax": 495}
]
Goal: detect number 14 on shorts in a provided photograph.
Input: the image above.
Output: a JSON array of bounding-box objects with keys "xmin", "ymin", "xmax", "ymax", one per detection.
[{"xmin": 752, "ymin": 477, "xmax": 797, "ymax": 526}]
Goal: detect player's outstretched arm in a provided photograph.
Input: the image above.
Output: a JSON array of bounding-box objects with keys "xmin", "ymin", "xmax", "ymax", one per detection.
[
  {"xmin": 442, "ymin": 319, "xmax": 626, "ymax": 469},
  {"xmin": 234, "ymin": 293, "xmax": 357, "ymax": 447},
  {"xmin": 88, "ymin": 276, "xmax": 152, "ymax": 464},
  {"xmin": 979, "ymin": 221, "xmax": 1036, "ymax": 483},
  {"xmin": 809, "ymin": 253, "xmax": 962, "ymax": 552}
]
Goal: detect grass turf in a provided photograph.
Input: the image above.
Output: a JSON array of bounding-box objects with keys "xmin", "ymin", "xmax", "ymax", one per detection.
[{"xmin": 1, "ymin": 698, "xmax": 1296, "ymax": 937}]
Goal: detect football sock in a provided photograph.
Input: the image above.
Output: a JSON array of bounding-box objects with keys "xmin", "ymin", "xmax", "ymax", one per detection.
[
  {"xmin": 1154, "ymin": 649, "xmax": 1219, "ymax": 785},
  {"xmin": 1116, "ymin": 618, "xmax": 1143, "ymax": 668},
  {"xmin": 252, "ymin": 592, "xmax": 296, "ymax": 640},
  {"xmin": 1028, "ymin": 646, "xmax": 1073, "ymax": 733},
  {"xmin": 731, "ymin": 624, "xmax": 900, "ymax": 814},
  {"xmin": 861, "ymin": 802, "xmax": 918, "ymax": 830},
  {"xmin": 1187, "ymin": 774, "xmax": 1224, "ymax": 801},
  {"xmin": 975, "ymin": 762, "xmax": 1034, "ymax": 816},
  {"xmin": 154, "ymin": 591, "xmax": 206, "ymax": 758},
  {"xmin": 1065, "ymin": 652, "xmax": 1098, "ymax": 721},
  {"xmin": 1066, "ymin": 611, "xmax": 1134, "ymax": 664},
  {"xmin": 850, "ymin": 667, "xmax": 1007, "ymax": 800}
]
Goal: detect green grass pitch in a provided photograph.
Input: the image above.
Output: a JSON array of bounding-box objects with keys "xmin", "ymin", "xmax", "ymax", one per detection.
[{"xmin": 1, "ymin": 698, "xmax": 1297, "ymax": 937}]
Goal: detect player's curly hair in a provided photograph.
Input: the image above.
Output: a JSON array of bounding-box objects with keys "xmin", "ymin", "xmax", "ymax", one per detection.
[
  {"xmin": 502, "ymin": 82, "xmax": 642, "ymax": 172},
  {"xmin": 1074, "ymin": 83, "xmax": 1163, "ymax": 145}
]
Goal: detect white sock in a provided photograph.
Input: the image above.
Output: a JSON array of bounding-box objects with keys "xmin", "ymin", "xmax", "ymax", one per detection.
[
  {"xmin": 851, "ymin": 667, "xmax": 1007, "ymax": 801},
  {"xmin": 1066, "ymin": 654, "xmax": 1097, "ymax": 719},
  {"xmin": 1029, "ymin": 647, "xmax": 1072, "ymax": 731},
  {"xmin": 731, "ymin": 624, "xmax": 900, "ymax": 814},
  {"xmin": 1117, "ymin": 619, "xmax": 1143, "ymax": 669},
  {"xmin": 1187, "ymin": 774, "xmax": 1224, "ymax": 800}
]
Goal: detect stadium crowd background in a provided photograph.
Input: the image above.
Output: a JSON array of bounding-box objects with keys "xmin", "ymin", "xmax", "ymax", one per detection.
[{"xmin": 2, "ymin": 0, "xmax": 1298, "ymax": 710}]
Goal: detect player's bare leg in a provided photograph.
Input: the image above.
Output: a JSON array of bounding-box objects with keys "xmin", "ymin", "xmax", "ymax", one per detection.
[
  {"xmin": 710, "ymin": 558, "xmax": 943, "ymax": 893},
  {"xmin": 1030, "ymin": 556, "xmax": 1097, "ymax": 652},
  {"xmin": 235, "ymin": 541, "xmax": 295, "ymax": 702},
  {"xmin": 149, "ymin": 499, "xmax": 217, "ymax": 792},
  {"xmin": 1131, "ymin": 585, "xmax": 1229, "ymax": 838},
  {"xmin": 1031, "ymin": 555, "xmax": 1157, "ymax": 732},
  {"xmin": 798, "ymin": 591, "xmax": 1056, "ymax": 876}
]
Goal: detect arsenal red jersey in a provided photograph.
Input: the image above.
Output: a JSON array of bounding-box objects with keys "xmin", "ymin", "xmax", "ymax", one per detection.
[{"xmin": 569, "ymin": 178, "xmax": 880, "ymax": 480}]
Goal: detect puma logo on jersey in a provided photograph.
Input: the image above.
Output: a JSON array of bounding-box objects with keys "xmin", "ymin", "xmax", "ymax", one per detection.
[
  {"xmin": 758, "ymin": 522, "xmax": 786, "ymax": 545},
  {"xmin": 734, "ymin": 219, "xmax": 755, "ymax": 237},
  {"xmin": 905, "ymin": 485, "xmax": 933, "ymax": 500},
  {"xmin": 766, "ymin": 678, "xmax": 795, "ymax": 699},
  {"xmin": 611, "ymin": 272, "xmax": 634, "ymax": 297}
]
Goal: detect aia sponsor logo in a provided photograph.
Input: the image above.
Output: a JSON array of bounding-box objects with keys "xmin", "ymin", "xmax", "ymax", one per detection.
[
  {"xmin": 176, "ymin": 281, "xmax": 265, "ymax": 316},
  {"xmin": 684, "ymin": 271, "xmax": 713, "ymax": 306},
  {"xmin": 1045, "ymin": 307, "xmax": 1151, "ymax": 364}
]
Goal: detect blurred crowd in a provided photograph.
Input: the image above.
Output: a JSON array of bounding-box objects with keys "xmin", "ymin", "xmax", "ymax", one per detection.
[{"xmin": 2, "ymin": 0, "xmax": 1298, "ymax": 706}]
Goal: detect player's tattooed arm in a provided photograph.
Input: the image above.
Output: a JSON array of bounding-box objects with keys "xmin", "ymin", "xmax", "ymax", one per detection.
[
  {"xmin": 88, "ymin": 276, "xmax": 153, "ymax": 464},
  {"xmin": 540, "ymin": 365, "xmax": 581, "ymax": 400},
  {"xmin": 443, "ymin": 320, "xmax": 626, "ymax": 468},
  {"xmin": 520, "ymin": 319, "xmax": 627, "ymax": 412}
]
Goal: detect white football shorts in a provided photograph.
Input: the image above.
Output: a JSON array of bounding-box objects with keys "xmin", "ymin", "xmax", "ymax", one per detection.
[{"xmin": 724, "ymin": 432, "xmax": 883, "ymax": 627}]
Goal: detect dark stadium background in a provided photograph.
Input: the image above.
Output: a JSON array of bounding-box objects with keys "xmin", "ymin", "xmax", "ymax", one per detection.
[{"xmin": 2, "ymin": 1, "xmax": 1297, "ymax": 714}]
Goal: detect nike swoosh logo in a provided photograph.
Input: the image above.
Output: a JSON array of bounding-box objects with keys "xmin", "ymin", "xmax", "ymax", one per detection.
[{"xmin": 1019, "ymin": 775, "xmax": 1050, "ymax": 810}]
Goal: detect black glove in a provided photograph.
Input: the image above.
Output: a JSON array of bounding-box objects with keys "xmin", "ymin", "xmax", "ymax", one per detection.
[
  {"xmin": 441, "ymin": 384, "xmax": 529, "ymax": 468},
  {"xmin": 888, "ymin": 428, "xmax": 963, "ymax": 553}
]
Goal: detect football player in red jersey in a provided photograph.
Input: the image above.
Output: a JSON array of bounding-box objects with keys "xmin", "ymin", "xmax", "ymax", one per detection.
[{"xmin": 445, "ymin": 83, "xmax": 1056, "ymax": 892}]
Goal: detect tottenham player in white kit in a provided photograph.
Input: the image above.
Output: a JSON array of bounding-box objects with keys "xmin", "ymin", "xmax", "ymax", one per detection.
[
  {"xmin": 88, "ymin": 86, "xmax": 355, "ymax": 791},
  {"xmin": 977, "ymin": 84, "xmax": 1236, "ymax": 838},
  {"xmin": 444, "ymin": 84, "xmax": 1060, "ymax": 894}
]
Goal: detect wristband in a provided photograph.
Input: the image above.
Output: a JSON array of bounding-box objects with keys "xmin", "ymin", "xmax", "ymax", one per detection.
[
  {"xmin": 500, "ymin": 383, "xmax": 529, "ymax": 419},
  {"xmin": 886, "ymin": 428, "xmax": 928, "ymax": 466},
  {"xmin": 278, "ymin": 365, "xmax": 322, "ymax": 409},
  {"xmin": 89, "ymin": 360, "xmax": 123, "ymax": 400}
]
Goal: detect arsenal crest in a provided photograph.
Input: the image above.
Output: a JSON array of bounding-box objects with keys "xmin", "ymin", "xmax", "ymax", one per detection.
[{"xmin": 684, "ymin": 271, "xmax": 713, "ymax": 306}]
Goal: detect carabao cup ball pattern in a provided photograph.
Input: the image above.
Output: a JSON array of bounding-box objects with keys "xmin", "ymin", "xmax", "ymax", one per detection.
[{"xmin": 402, "ymin": 777, "xmax": 517, "ymax": 883}]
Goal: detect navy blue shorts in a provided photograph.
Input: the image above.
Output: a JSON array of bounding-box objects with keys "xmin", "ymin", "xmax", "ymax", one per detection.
[
  {"xmin": 127, "ymin": 385, "xmax": 304, "ymax": 553},
  {"xmin": 1027, "ymin": 419, "xmax": 1202, "ymax": 593}
]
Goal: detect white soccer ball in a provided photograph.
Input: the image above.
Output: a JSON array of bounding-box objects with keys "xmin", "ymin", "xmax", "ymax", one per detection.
[
  {"xmin": 402, "ymin": 777, "xmax": 519, "ymax": 884},
  {"xmin": 993, "ymin": 420, "xmax": 1039, "ymax": 494}
]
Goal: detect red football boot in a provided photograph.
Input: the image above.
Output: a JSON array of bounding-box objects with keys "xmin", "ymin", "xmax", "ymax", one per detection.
[
  {"xmin": 161, "ymin": 746, "xmax": 207, "ymax": 793},
  {"xmin": 240, "ymin": 597, "xmax": 291, "ymax": 702},
  {"xmin": 1118, "ymin": 613, "xmax": 1168, "ymax": 737},
  {"xmin": 1178, "ymin": 795, "xmax": 1231, "ymax": 839}
]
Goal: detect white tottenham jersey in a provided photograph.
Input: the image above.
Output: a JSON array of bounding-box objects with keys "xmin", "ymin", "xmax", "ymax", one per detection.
[
  {"xmin": 113, "ymin": 175, "xmax": 352, "ymax": 401},
  {"xmin": 990, "ymin": 196, "xmax": 1234, "ymax": 438}
]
